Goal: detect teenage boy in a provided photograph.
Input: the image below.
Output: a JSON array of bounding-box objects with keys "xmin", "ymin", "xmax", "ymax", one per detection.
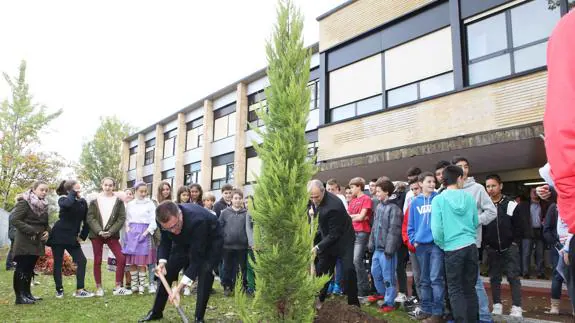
[
  {"xmin": 403, "ymin": 167, "xmax": 422, "ymax": 213},
  {"xmin": 214, "ymin": 184, "xmax": 234, "ymax": 218},
  {"xmin": 431, "ymin": 165, "xmax": 479, "ymax": 323},
  {"xmin": 434, "ymin": 161, "xmax": 451, "ymax": 194},
  {"xmin": 453, "ymin": 156, "xmax": 497, "ymax": 323},
  {"xmin": 402, "ymin": 179, "xmax": 422, "ymax": 309},
  {"xmin": 484, "ymin": 174, "xmax": 523, "ymax": 318},
  {"xmin": 407, "ymin": 172, "xmax": 443, "ymax": 322},
  {"xmin": 348, "ymin": 177, "xmax": 373, "ymax": 298},
  {"xmin": 327, "ymin": 178, "xmax": 348, "ymax": 209},
  {"xmin": 367, "ymin": 178, "xmax": 403, "ymax": 313}
]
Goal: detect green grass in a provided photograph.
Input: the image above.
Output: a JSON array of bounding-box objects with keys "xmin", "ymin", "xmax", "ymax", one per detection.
[{"xmin": 0, "ymin": 247, "xmax": 411, "ymax": 322}]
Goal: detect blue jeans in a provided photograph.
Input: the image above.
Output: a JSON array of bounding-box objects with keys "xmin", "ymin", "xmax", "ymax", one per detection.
[
  {"xmin": 550, "ymin": 248, "xmax": 564, "ymax": 300},
  {"xmin": 475, "ymin": 266, "xmax": 492, "ymax": 321},
  {"xmin": 353, "ymin": 232, "xmax": 370, "ymax": 296},
  {"xmin": 371, "ymin": 251, "xmax": 397, "ymax": 306},
  {"xmin": 416, "ymin": 243, "xmax": 445, "ymax": 316}
]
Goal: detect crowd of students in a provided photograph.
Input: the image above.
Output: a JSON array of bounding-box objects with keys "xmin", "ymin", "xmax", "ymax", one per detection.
[{"xmin": 315, "ymin": 155, "xmax": 574, "ymax": 323}]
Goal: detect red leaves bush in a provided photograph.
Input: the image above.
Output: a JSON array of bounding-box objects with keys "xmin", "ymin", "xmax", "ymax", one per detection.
[{"xmin": 35, "ymin": 247, "xmax": 77, "ymax": 276}]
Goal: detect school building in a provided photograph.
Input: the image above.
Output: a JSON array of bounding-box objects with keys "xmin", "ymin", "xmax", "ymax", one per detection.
[{"xmin": 121, "ymin": 0, "xmax": 574, "ymax": 199}]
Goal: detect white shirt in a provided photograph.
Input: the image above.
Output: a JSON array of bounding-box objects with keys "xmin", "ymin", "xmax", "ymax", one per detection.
[
  {"xmin": 403, "ymin": 190, "xmax": 414, "ymax": 213},
  {"xmin": 336, "ymin": 194, "xmax": 348, "ymax": 210},
  {"xmin": 126, "ymin": 198, "xmax": 157, "ymax": 234},
  {"xmin": 97, "ymin": 194, "xmax": 117, "ymax": 227}
]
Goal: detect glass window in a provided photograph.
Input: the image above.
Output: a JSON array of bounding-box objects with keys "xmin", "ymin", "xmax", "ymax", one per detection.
[
  {"xmin": 469, "ymin": 54, "xmax": 511, "ymax": 85},
  {"xmin": 127, "ymin": 180, "xmax": 135, "ymax": 189},
  {"xmin": 184, "ymin": 162, "xmax": 201, "ymax": 186},
  {"xmin": 307, "ymin": 142, "xmax": 318, "ymax": 160},
  {"xmin": 356, "ymin": 95, "xmax": 382, "ymax": 116},
  {"xmin": 330, "ymin": 104, "xmax": 355, "ymax": 122},
  {"xmin": 128, "ymin": 147, "xmax": 137, "ymax": 170},
  {"xmin": 144, "ymin": 139, "xmax": 155, "ymax": 165},
  {"xmin": 466, "ymin": 12, "xmax": 507, "ymax": 60},
  {"xmin": 143, "ymin": 175, "xmax": 153, "ymax": 198},
  {"xmin": 228, "ymin": 112, "xmax": 236, "ymax": 136},
  {"xmin": 186, "ymin": 118, "xmax": 203, "ymax": 150},
  {"xmin": 511, "ymin": 0, "xmax": 560, "ymax": 47},
  {"xmin": 211, "ymin": 163, "xmax": 233, "ymax": 190},
  {"xmin": 163, "ymin": 137, "xmax": 175, "ymax": 158},
  {"xmin": 246, "ymin": 157, "xmax": 262, "ymax": 183},
  {"xmin": 514, "ymin": 41, "xmax": 548, "ymax": 73},
  {"xmin": 420, "ymin": 73, "xmax": 454, "ymax": 99},
  {"xmin": 213, "ymin": 116, "xmax": 229, "ymax": 141},
  {"xmin": 387, "ymin": 83, "xmax": 417, "ymax": 107},
  {"xmin": 308, "ymin": 80, "xmax": 319, "ymax": 110}
]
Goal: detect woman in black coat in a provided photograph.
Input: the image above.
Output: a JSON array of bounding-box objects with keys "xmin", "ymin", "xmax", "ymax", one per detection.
[{"xmin": 47, "ymin": 180, "xmax": 94, "ymax": 298}]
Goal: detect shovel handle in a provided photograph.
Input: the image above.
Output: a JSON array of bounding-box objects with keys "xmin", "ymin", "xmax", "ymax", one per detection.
[{"xmin": 156, "ymin": 271, "xmax": 189, "ymax": 323}]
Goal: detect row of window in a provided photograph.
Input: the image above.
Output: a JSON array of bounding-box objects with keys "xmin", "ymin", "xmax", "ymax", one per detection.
[{"xmin": 328, "ymin": 0, "xmax": 561, "ymax": 123}]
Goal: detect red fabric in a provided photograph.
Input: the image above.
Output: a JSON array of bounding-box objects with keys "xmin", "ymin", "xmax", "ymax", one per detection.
[
  {"xmin": 347, "ymin": 194, "xmax": 372, "ymax": 233},
  {"xmin": 402, "ymin": 204, "xmax": 416, "ymax": 253},
  {"xmin": 544, "ymin": 11, "xmax": 575, "ymax": 234},
  {"xmin": 91, "ymin": 238, "xmax": 126, "ymax": 285}
]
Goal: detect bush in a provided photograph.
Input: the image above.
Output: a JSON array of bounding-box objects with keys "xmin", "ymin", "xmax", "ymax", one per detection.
[{"xmin": 35, "ymin": 247, "xmax": 77, "ymax": 276}]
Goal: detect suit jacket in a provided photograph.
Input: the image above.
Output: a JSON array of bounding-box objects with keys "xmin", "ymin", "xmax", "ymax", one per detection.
[
  {"xmin": 158, "ymin": 203, "xmax": 224, "ymax": 279},
  {"xmin": 316, "ymin": 192, "xmax": 355, "ymax": 256}
]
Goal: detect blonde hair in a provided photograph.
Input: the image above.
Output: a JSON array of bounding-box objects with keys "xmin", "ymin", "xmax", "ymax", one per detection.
[{"xmin": 349, "ymin": 177, "xmax": 366, "ymax": 191}]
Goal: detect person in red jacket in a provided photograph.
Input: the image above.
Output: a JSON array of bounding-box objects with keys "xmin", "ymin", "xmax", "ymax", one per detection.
[
  {"xmin": 402, "ymin": 179, "xmax": 421, "ymax": 307},
  {"xmin": 544, "ymin": 10, "xmax": 575, "ymax": 234}
]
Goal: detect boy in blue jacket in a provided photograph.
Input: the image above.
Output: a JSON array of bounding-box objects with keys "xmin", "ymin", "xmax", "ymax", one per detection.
[{"xmin": 407, "ymin": 172, "xmax": 444, "ymax": 322}]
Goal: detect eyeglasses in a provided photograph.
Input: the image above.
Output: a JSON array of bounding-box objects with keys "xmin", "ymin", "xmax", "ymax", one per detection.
[{"xmin": 160, "ymin": 213, "xmax": 182, "ymax": 232}]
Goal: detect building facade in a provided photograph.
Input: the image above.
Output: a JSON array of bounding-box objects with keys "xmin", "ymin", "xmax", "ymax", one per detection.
[{"xmin": 121, "ymin": 0, "xmax": 574, "ymax": 199}]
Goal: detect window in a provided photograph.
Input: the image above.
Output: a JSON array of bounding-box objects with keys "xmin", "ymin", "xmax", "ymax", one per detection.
[
  {"xmin": 127, "ymin": 180, "xmax": 135, "ymax": 189},
  {"xmin": 186, "ymin": 117, "xmax": 203, "ymax": 150},
  {"xmin": 330, "ymin": 95, "xmax": 383, "ymax": 122},
  {"xmin": 330, "ymin": 54, "xmax": 382, "ymax": 109},
  {"xmin": 143, "ymin": 175, "xmax": 153, "ymax": 198},
  {"xmin": 247, "ymin": 91, "xmax": 266, "ymax": 129},
  {"xmin": 246, "ymin": 157, "xmax": 261, "ymax": 183},
  {"xmin": 144, "ymin": 139, "xmax": 155, "ymax": 165},
  {"xmin": 213, "ymin": 103, "xmax": 236, "ymax": 141},
  {"xmin": 184, "ymin": 162, "xmax": 201, "ymax": 186},
  {"xmin": 307, "ymin": 141, "xmax": 318, "ymax": 159},
  {"xmin": 128, "ymin": 146, "xmax": 137, "ymax": 170},
  {"xmin": 308, "ymin": 80, "xmax": 319, "ymax": 110},
  {"xmin": 387, "ymin": 72, "xmax": 454, "ymax": 107},
  {"xmin": 163, "ymin": 129, "xmax": 177, "ymax": 159},
  {"xmin": 161, "ymin": 169, "xmax": 175, "ymax": 190},
  {"xmin": 211, "ymin": 163, "xmax": 234, "ymax": 190},
  {"xmin": 466, "ymin": 0, "xmax": 560, "ymax": 85}
]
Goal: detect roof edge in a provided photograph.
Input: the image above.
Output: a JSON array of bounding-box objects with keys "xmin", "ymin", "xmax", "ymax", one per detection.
[{"xmin": 316, "ymin": 0, "xmax": 355, "ymax": 21}]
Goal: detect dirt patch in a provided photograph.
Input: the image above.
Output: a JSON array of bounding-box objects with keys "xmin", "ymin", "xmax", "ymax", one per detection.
[{"xmin": 315, "ymin": 299, "xmax": 387, "ymax": 323}]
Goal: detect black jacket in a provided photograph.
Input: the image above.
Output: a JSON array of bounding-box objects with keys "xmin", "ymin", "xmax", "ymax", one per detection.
[
  {"xmin": 158, "ymin": 203, "xmax": 224, "ymax": 279},
  {"xmin": 515, "ymin": 199, "xmax": 548, "ymax": 239},
  {"xmin": 484, "ymin": 195, "xmax": 522, "ymax": 251},
  {"xmin": 213, "ymin": 198, "xmax": 230, "ymax": 218},
  {"xmin": 543, "ymin": 203, "xmax": 562, "ymax": 248},
  {"xmin": 48, "ymin": 191, "xmax": 90, "ymax": 246},
  {"xmin": 316, "ymin": 192, "xmax": 355, "ymax": 256}
]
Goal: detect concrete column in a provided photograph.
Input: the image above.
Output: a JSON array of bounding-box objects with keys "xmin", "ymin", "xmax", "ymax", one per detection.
[
  {"xmin": 174, "ymin": 113, "xmax": 186, "ymax": 190},
  {"xmin": 120, "ymin": 141, "xmax": 130, "ymax": 189},
  {"xmin": 200, "ymin": 100, "xmax": 214, "ymax": 190},
  {"xmin": 136, "ymin": 134, "xmax": 145, "ymax": 181},
  {"xmin": 234, "ymin": 82, "xmax": 248, "ymax": 188},
  {"xmin": 153, "ymin": 124, "xmax": 165, "ymax": 196}
]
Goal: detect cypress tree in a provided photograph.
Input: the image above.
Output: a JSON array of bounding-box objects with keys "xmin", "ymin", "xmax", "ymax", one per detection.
[{"xmin": 235, "ymin": 0, "xmax": 329, "ymax": 321}]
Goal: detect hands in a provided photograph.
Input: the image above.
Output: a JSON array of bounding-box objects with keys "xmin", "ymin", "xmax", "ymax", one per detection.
[
  {"xmin": 154, "ymin": 263, "xmax": 167, "ymax": 277},
  {"xmin": 99, "ymin": 231, "xmax": 112, "ymax": 239},
  {"xmin": 536, "ymin": 185, "xmax": 551, "ymax": 201},
  {"xmin": 561, "ymin": 250, "xmax": 570, "ymax": 266},
  {"xmin": 40, "ymin": 231, "xmax": 49, "ymax": 242},
  {"xmin": 311, "ymin": 245, "xmax": 319, "ymax": 255},
  {"xmin": 308, "ymin": 208, "xmax": 315, "ymax": 217},
  {"xmin": 169, "ymin": 286, "xmax": 182, "ymax": 305}
]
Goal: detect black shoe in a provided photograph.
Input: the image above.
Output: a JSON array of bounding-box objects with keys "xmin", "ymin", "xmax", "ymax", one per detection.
[
  {"xmin": 138, "ymin": 310, "xmax": 163, "ymax": 322},
  {"xmin": 23, "ymin": 273, "xmax": 42, "ymax": 301},
  {"xmin": 14, "ymin": 272, "xmax": 34, "ymax": 305}
]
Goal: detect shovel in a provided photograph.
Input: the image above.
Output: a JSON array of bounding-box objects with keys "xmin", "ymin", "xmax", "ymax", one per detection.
[{"xmin": 156, "ymin": 270, "xmax": 189, "ymax": 323}]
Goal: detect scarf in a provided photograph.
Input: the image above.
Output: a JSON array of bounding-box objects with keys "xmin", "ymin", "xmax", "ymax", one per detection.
[{"xmin": 22, "ymin": 190, "xmax": 48, "ymax": 216}]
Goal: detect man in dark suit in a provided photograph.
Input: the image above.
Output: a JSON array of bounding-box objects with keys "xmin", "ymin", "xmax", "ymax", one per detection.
[
  {"xmin": 309, "ymin": 179, "xmax": 359, "ymax": 307},
  {"xmin": 139, "ymin": 201, "xmax": 223, "ymax": 323}
]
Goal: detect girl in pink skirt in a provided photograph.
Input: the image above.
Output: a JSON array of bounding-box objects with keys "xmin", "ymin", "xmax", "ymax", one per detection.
[{"xmin": 122, "ymin": 182, "xmax": 157, "ymax": 294}]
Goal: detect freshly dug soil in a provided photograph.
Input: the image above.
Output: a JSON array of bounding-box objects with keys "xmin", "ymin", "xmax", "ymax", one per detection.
[{"xmin": 314, "ymin": 299, "xmax": 387, "ymax": 323}]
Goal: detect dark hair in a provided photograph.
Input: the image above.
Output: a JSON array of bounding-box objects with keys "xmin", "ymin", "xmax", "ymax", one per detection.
[
  {"xmin": 375, "ymin": 178, "xmax": 395, "ymax": 195},
  {"xmin": 435, "ymin": 160, "xmax": 451, "ymax": 171},
  {"xmin": 56, "ymin": 180, "xmax": 77, "ymax": 196},
  {"xmin": 31, "ymin": 181, "xmax": 48, "ymax": 191},
  {"xmin": 157, "ymin": 181, "xmax": 172, "ymax": 203},
  {"xmin": 156, "ymin": 200, "xmax": 180, "ymax": 223},
  {"xmin": 370, "ymin": 178, "xmax": 378, "ymax": 183},
  {"xmin": 406, "ymin": 167, "xmax": 422, "ymax": 177},
  {"xmin": 443, "ymin": 165, "xmax": 464, "ymax": 186},
  {"xmin": 417, "ymin": 171, "xmax": 435, "ymax": 183},
  {"xmin": 189, "ymin": 183, "xmax": 204, "ymax": 203},
  {"xmin": 232, "ymin": 189, "xmax": 244, "ymax": 199},
  {"xmin": 486, "ymin": 174, "xmax": 502, "ymax": 184},
  {"xmin": 344, "ymin": 185, "xmax": 351, "ymax": 191},
  {"xmin": 176, "ymin": 186, "xmax": 191, "ymax": 204},
  {"xmin": 326, "ymin": 178, "xmax": 341, "ymax": 190},
  {"xmin": 408, "ymin": 178, "xmax": 419, "ymax": 185},
  {"xmin": 221, "ymin": 183, "xmax": 233, "ymax": 193},
  {"xmin": 451, "ymin": 156, "xmax": 470, "ymax": 167}
]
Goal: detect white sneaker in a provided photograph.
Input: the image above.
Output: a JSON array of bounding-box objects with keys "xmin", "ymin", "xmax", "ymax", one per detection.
[
  {"xmin": 183, "ymin": 287, "xmax": 191, "ymax": 296},
  {"xmin": 138, "ymin": 285, "xmax": 145, "ymax": 295},
  {"xmin": 131, "ymin": 284, "xmax": 139, "ymax": 293},
  {"xmin": 95, "ymin": 288, "xmax": 104, "ymax": 297},
  {"xmin": 73, "ymin": 289, "xmax": 95, "ymax": 298},
  {"xmin": 149, "ymin": 284, "xmax": 156, "ymax": 294},
  {"xmin": 113, "ymin": 287, "xmax": 133, "ymax": 296},
  {"xmin": 492, "ymin": 303, "xmax": 503, "ymax": 315},
  {"xmin": 394, "ymin": 292, "xmax": 407, "ymax": 303},
  {"xmin": 510, "ymin": 305, "xmax": 523, "ymax": 318}
]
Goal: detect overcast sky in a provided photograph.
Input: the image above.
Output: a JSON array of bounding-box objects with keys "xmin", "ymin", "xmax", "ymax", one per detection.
[{"xmin": 0, "ymin": 0, "xmax": 344, "ymax": 162}]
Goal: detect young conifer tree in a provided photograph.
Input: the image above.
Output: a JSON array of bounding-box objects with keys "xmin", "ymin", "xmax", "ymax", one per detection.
[{"xmin": 235, "ymin": 1, "xmax": 328, "ymax": 321}]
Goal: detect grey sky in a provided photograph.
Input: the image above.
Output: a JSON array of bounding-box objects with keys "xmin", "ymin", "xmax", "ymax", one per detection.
[{"xmin": 0, "ymin": 0, "xmax": 344, "ymax": 162}]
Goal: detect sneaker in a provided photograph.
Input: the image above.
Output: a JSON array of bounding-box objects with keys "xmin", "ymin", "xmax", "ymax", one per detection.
[
  {"xmin": 55, "ymin": 290, "xmax": 64, "ymax": 299},
  {"xmin": 510, "ymin": 306, "xmax": 523, "ymax": 318},
  {"xmin": 332, "ymin": 283, "xmax": 343, "ymax": 295},
  {"xmin": 113, "ymin": 287, "xmax": 133, "ymax": 296},
  {"xmin": 73, "ymin": 289, "xmax": 95, "ymax": 298},
  {"xmin": 327, "ymin": 282, "xmax": 334, "ymax": 295},
  {"xmin": 379, "ymin": 305, "xmax": 395, "ymax": 313},
  {"xmin": 367, "ymin": 295, "xmax": 385, "ymax": 303},
  {"xmin": 492, "ymin": 303, "xmax": 503, "ymax": 315},
  {"xmin": 183, "ymin": 287, "xmax": 191, "ymax": 296},
  {"xmin": 138, "ymin": 285, "xmax": 145, "ymax": 295},
  {"xmin": 358, "ymin": 296, "xmax": 370, "ymax": 305},
  {"xmin": 95, "ymin": 288, "xmax": 104, "ymax": 297},
  {"xmin": 131, "ymin": 284, "xmax": 138, "ymax": 293},
  {"xmin": 410, "ymin": 307, "xmax": 430, "ymax": 321},
  {"xmin": 394, "ymin": 292, "xmax": 407, "ymax": 303},
  {"xmin": 149, "ymin": 284, "xmax": 156, "ymax": 294}
]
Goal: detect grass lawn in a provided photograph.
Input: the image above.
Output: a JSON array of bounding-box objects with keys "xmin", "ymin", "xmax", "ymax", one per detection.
[{"xmin": 0, "ymin": 247, "xmax": 411, "ymax": 322}]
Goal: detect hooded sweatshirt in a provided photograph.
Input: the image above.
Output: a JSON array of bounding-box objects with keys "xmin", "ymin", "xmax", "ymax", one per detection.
[
  {"xmin": 461, "ymin": 177, "xmax": 497, "ymax": 247},
  {"xmin": 219, "ymin": 206, "xmax": 254, "ymax": 250},
  {"xmin": 407, "ymin": 192, "xmax": 437, "ymax": 246},
  {"xmin": 431, "ymin": 189, "xmax": 478, "ymax": 252}
]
